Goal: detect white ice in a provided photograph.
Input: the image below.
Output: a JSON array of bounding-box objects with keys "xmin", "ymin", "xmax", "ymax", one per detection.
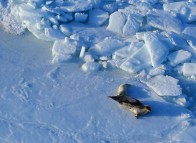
[
  {"xmin": 147, "ymin": 9, "xmax": 183, "ymax": 34},
  {"xmin": 107, "ymin": 11, "xmax": 126, "ymax": 35},
  {"xmin": 145, "ymin": 75, "xmax": 182, "ymax": 96},
  {"xmin": 52, "ymin": 38, "xmax": 79, "ymax": 63},
  {"xmin": 163, "ymin": 1, "xmax": 196, "ymax": 23},
  {"xmin": 120, "ymin": 45, "xmax": 151, "ymax": 74},
  {"xmin": 168, "ymin": 50, "xmax": 192, "ymax": 66},
  {"xmin": 144, "ymin": 32, "xmax": 169, "ymax": 67},
  {"xmin": 182, "ymin": 63, "xmax": 196, "ymax": 77},
  {"xmin": 88, "ymin": 9, "xmax": 109, "ymax": 26},
  {"xmin": 89, "ymin": 37, "xmax": 125, "ymax": 57}
]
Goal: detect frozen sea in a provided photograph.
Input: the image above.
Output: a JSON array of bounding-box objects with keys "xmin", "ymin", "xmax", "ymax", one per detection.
[{"xmin": 0, "ymin": 0, "xmax": 196, "ymax": 143}]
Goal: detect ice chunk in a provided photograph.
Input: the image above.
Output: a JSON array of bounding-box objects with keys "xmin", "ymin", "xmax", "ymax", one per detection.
[
  {"xmin": 168, "ymin": 50, "xmax": 192, "ymax": 66},
  {"xmin": 127, "ymin": 0, "xmax": 157, "ymax": 9},
  {"xmin": 146, "ymin": 75, "xmax": 182, "ymax": 96},
  {"xmin": 56, "ymin": 13, "xmax": 73, "ymax": 23},
  {"xmin": 187, "ymin": 38, "xmax": 196, "ymax": 50},
  {"xmin": 52, "ymin": 38, "xmax": 78, "ymax": 63},
  {"xmin": 147, "ymin": 9, "xmax": 183, "ymax": 34},
  {"xmin": 83, "ymin": 53, "xmax": 94, "ymax": 62},
  {"xmin": 81, "ymin": 62, "xmax": 101, "ymax": 72},
  {"xmin": 102, "ymin": 3, "xmax": 117, "ymax": 13},
  {"xmin": 107, "ymin": 11, "xmax": 126, "ymax": 35},
  {"xmin": 182, "ymin": 26, "xmax": 196, "ymax": 50},
  {"xmin": 54, "ymin": 1, "xmax": 93, "ymax": 12},
  {"xmin": 120, "ymin": 45, "xmax": 151, "ymax": 74},
  {"xmin": 119, "ymin": 5, "xmax": 147, "ymax": 17},
  {"xmin": 114, "ymin": 41, "xmax": 144, "ymax": 58},
  {"xmin": 89, "ymin": 37, "xmax": 125, "ymax": 56},
  {"xmin": 165, "ymin": 32, "xmax": 189, "ymax": 48},
  {"xmin": 69, "ymin": 26, "xmax": 113, "ymax": 45},
  {"xmin": 163, "ymin": 1, "xmax": 196, "ymax": 22},
  {"xmin": 74, "ymin": 13, "xmax": 88, "ymax": 22},
  {"xmin": 107, "ymin": 11, "xmax": 141, "ymax": 36},
  {"xmin": 182, "ymin": 63, "xmax": 196, "ymax": 77},
  {"xmin": 18, "ymin": 4, "xmax": 42, "ymax": 23},
  {"xmin": 48, "ymin": 15, "xmax": 59, "ymax": 25},
  {"xmin": 148, "ymin": 66, "xmax": 166, "ymax": 77},
  {"xmin": 182, "ymin": 26, "xmax": 196, "ymax": 39},
  {"xmin": 88, "ymin": 9, "xmax": 109, "ymax": 26},
  {"xmin": 144, "ymin": 32, "xmax": 169, "ymax": 67},
  {"xmin": 59, "ymin": 24, "xmax": 72, "ymax": 36},
  {"xmin": 79, "ymin": 46, "xmax": 86, "ymax": 58},
  {"xmin": 123, "ymin": 15, "xmax": 140, "ymax": 36},
  {"xmin": 44, "ymin": 28, "xmax": 65, "ymax": 41}
]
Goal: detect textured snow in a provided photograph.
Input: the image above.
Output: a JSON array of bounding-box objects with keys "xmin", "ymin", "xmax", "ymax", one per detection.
[{"xmin": 146, "ymin": 75, "xmax": 182, "ymax": 96}]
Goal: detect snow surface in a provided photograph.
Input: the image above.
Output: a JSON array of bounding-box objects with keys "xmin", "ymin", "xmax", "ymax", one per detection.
[{"xmin": 1, "ymin": 0, "xmax": 196, "ymax": 142}]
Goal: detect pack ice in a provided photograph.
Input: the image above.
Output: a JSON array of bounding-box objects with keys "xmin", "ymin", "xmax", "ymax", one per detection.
[
  {"xmin": 1, "ymin": 0, "xmax": 196, "ymax": 142},
  {"xmin": 0, "ymin": 0, "xmax": 196, "ymax": 116}
]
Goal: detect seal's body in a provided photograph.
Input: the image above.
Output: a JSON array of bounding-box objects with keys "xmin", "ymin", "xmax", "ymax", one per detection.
[
  {"xmin": 109, "ymin": 84, "xmax": 151, "ymax": 118},
  {"xmin": 109, "ymin": 95, "xmax": 151, "ymax": 118}
]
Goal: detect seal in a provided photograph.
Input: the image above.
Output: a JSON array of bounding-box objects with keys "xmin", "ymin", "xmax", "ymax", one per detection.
[
  {"xmin": 116, "ymin": 84, "xmax": 131, "ymax": 96},
  {"xmin": 109, "ymin": 84, "xmax": 151, "ymax": 118}
]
